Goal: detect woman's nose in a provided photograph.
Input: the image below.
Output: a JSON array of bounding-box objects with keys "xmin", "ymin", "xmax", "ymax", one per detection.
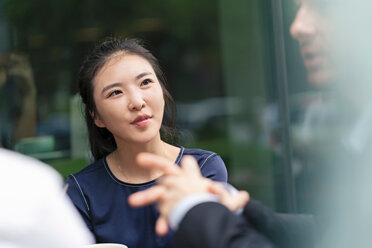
[
  {"xmin": 290, "ymin": 6, "xmax": 317, "ymax": 41},
  {"xmin": 128, "ymin": 91, "xmax": 145, "ymax": 111}
]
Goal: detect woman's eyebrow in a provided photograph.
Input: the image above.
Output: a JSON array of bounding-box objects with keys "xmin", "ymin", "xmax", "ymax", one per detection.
[
  {"xmin": 136, "ymin": 72, "xmax": 152, "ymax": 80},
  {"xmin": 100, "ymin": 72, "xmax": 153, "ymax": 95},
  {"xmin": 101, "ymin": 82, "xmax": 123, "ymax": 95}
]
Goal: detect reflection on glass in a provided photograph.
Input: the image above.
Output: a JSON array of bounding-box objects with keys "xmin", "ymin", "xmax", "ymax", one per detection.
[
  {"xmin": 0, "ymin": 53, "xmax": 36, "ymax": 148},
  {"xmin": 287, "ymin": 0, "xmax": 372, "ymax": 246},
  {"xmin": 0, "ymin": 0, "xmax": 228, "ymax": 177}
]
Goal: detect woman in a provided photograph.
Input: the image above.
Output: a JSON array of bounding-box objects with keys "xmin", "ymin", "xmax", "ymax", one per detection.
[{"xmin": 65, "ymin": 37, "xmax": 227, "ymax": 248}]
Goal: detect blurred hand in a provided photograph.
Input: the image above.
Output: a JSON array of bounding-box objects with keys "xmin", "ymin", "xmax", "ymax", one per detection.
[
  {"xmin": 129, "ymin": 154, "xmax": 211, "ymax": 235},
  {"xmin": 208, "ymin": 182, "xmax": 249, "ymax": 212},
  {"xmin": 128, "ymin": 153, "xmax": 250, "ymax": 236}
]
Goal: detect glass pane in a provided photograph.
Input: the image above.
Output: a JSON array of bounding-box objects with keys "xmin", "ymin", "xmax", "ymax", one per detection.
[
  {"xmin": 0, "ymin": 0, "xmax": 300, "ymax": 210},
  {"xmin": 218, "ymin": 0, "xmax": 287, "ymax": 210},
  {"xmin": 0, "ymin": 0, "xmax": 229, "ymax": 177},
  {"xmin": 283, "ymin": 0, "xmax": 372, "ymax": 246}
]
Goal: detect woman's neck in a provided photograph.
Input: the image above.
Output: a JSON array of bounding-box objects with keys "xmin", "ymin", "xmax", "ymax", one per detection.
[
  {"xmin": 108, "ymin": 134, "xmax": 179, "ymax": 183},
  {"xmin": 117, "ymin": 136, "xmax": 166, "ymax": 164}
]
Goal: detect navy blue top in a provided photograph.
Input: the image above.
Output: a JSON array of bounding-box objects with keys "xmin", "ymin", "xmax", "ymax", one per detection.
[{"xmin": 65, "ymin": 147, "xmax": 228, "ymax": 248}]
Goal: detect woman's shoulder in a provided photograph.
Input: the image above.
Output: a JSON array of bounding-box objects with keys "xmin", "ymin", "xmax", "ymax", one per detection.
[
  {"xmin": 181, "ymin": 147, "xmax": 221, "ymax": 167},
  {"xmin": 181, "ymin": 147, "xmax": 227, "ymax": 182},
  {"xmin": 65, "ymin": 158, "xmax": 110, "ymax": 205},
  {"xmin": 182, "ymin": 147, "xmax": 216, "ymax": 156}
]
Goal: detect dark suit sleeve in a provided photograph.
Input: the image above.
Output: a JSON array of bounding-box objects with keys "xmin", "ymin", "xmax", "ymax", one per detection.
[
  {"xmin": 243, "ymin": 199, "xmax": 316, "ymax": 248},
  {"xmin": 173, "ymin": 201, "xmax": 276, "ymax": 248}
]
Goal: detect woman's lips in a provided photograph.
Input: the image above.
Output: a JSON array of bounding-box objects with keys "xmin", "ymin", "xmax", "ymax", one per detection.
[
  {"xmin": 131, "ymin": 115, "xmax": 151, "ymax": 127},
  {"xmin": 133, "ymin": 119, "xmax": 150, "ymax": 127}
]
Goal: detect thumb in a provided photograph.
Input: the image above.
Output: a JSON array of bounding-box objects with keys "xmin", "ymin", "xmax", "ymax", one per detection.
[
  {"xmin": 155, "ymin": 215, "xmax": 169, "ymax": 237},
  {"xmin": 229, "ymin": 191, "xmax": 250, "ymax": 211}
]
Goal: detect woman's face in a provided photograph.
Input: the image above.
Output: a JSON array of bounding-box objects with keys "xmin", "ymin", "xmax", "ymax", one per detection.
[{"xmin": 92, "ymin": 53, "xmax": 165, "ymax": 144}]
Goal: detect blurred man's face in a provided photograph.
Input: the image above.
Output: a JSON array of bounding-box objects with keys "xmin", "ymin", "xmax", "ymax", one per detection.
[{"xmin": 290, "ymin": 0, "xmax": 334, "ymax": 87}]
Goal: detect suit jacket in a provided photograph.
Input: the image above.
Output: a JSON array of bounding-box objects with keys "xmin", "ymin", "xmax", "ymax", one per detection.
[{"xmin": 172, "ymin": 199, "xmax": 315, "ymax": 248}]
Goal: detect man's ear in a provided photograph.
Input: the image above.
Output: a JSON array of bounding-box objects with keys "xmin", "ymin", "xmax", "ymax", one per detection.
[{"xmin": 90, "ymin": 111, "xmax": 105, "ymax": 128}]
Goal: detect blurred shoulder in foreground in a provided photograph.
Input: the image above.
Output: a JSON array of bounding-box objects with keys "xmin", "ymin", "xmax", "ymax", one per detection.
[{"xmin": 0, "ymin": 148, "xmax": 94, "ymax": 248}]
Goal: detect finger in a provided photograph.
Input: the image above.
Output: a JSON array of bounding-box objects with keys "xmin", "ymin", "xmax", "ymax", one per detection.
[
  {"xmin": 157, "ymin": 175, "xmax": 177, "ymax": 187},
  {"xmin": 229, "ymin": 191, "xmax": 250, "ymax": 210},
  {"xmin": 208, "ymin": 182, "xmax": 230, "ymax": 198},
  {"xmin": 136, "ymin": 153, "xmax": 181, "ymax": 176},
  {"xmin": 155, "ymin": 215, "xmax": 169, "ymax": 236},
  {"xmin": 180, "ymin": 155, "xmax": 202, "ymax": 177},
  {"xmin": 208, "ymin": 183, "xmax": 250, "ymax": 211},
  {"xmin": 128, "ymin": 185, "xmax": 165, "ymax": 207}
]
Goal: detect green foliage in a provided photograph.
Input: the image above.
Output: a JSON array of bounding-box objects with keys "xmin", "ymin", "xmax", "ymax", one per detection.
[{"xmin": 47, "ymin": 157, "xmax": 89, "ymax": 179}]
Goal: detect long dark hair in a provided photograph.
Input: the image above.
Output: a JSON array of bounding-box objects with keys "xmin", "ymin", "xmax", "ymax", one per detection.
[{"xmin": 78, "ymin": 37, "xmax": 177, "ymax": 160}]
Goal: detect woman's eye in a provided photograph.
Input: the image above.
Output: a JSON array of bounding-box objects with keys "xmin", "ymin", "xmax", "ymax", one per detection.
[
  {"xmin": 108, "ymin": 90, "xmax": 122, "ymax": 97},
  {"xmin": 141, "ymin": 79, "xmax": 152, "ymax": 86}
]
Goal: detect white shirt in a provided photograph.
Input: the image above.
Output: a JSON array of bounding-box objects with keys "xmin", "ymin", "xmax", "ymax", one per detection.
[{"xmin": 0, "ymin": 148, "xmax": 94, "ymax": 248}]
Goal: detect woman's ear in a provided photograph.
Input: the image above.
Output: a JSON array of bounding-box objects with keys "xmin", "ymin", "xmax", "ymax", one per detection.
[{"xmin": 90, "ymin": 110, "xmax": 105, "ymax": 128}]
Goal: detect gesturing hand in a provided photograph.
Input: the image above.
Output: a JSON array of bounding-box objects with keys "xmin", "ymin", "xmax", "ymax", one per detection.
[
  {"xmin": 128, "ymin": 153, "xmax": 249, "ymax": 236},
  {"xmin": 129, "ymin": 154, "xmax": 211, "ymax": 235}
]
